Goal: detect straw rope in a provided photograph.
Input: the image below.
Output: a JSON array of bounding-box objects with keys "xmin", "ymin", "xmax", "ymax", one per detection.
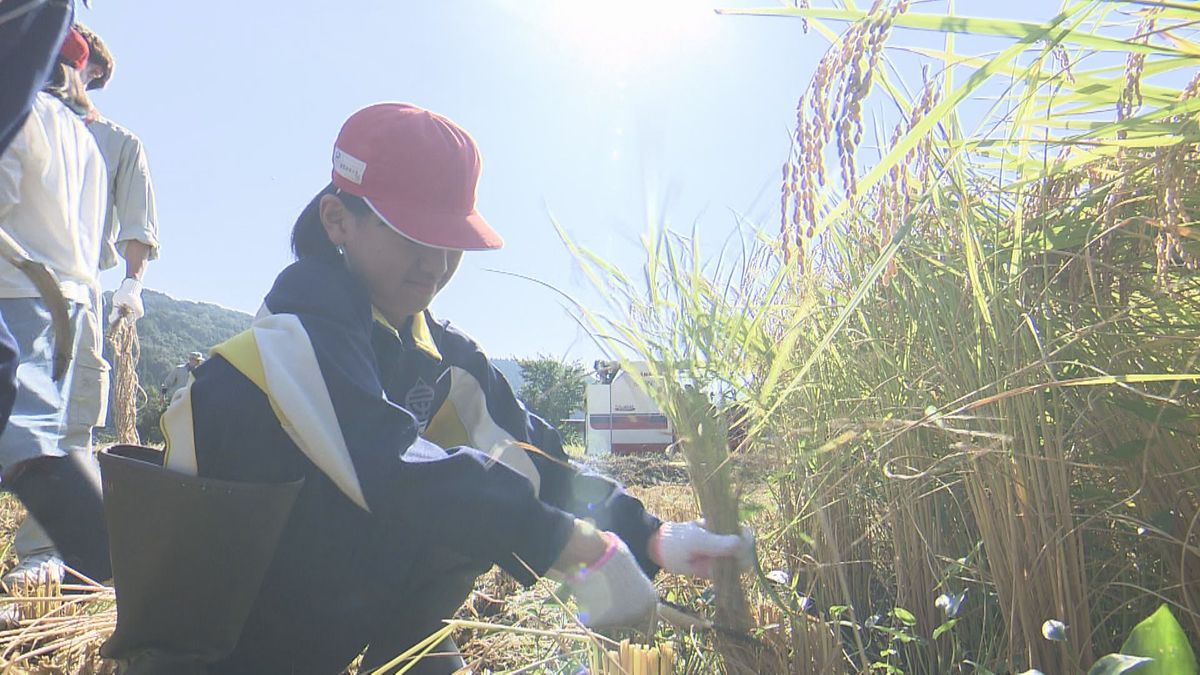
[{"xmin": 105, "ymin": 314, "xmax": 141, "ymax": 445}]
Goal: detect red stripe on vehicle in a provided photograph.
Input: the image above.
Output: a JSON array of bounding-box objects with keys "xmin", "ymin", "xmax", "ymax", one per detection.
[
  {"xmin": 611, "ymin": 443, "xmax": 672, "ymax": 455},
  {"xmin": 588, "ymin": 414, "xmax": 670, "ymax": 430}
]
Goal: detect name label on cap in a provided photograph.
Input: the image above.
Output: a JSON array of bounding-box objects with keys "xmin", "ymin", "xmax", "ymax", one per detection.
[{"xmin": 333, "ymin": 148, "xmax": 367, "ymax": 185}]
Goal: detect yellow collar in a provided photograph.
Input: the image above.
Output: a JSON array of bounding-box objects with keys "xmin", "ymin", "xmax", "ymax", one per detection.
[{"xmin": 371, "ymin": 307, "xmax": 442, "ymax": 361}]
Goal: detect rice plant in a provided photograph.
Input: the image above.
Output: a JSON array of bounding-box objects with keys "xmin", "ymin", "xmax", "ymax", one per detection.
[{"xmin": 573, "ymin": 1, "xmax": 1200, "ymax": 672}]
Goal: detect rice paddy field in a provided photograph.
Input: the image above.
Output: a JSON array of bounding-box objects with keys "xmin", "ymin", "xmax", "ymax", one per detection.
[{"xmin": 4, "ymin": 0, "xmax": 1200, "ymax": 672}]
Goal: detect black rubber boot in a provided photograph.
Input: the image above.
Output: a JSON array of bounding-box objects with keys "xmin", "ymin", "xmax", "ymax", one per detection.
[
  {"xmin": 5, "ymin": 450, "xmax": 111, "ymax": 582},
  {"xmin": 97, "ymin": 445, "xmax": 303, "ymax": 674}
]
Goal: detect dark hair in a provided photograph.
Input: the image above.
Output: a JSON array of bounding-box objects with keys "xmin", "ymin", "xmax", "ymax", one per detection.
[
  {"xmin": 44, "ymin": 62, "xmax": 91, "ymax": 114},
  {"xmin": 290, "ymin": 184, "xmax": 372, "ymax": 260},
  {"xmin": 74, "ymin": 23, "xmax": 114, "ymax": 91}
]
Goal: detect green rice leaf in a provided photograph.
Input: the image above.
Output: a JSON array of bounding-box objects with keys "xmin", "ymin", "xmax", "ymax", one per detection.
[{"xmin": 1119, "ymin": 604, "xmax": 1200, "ymax": 675}]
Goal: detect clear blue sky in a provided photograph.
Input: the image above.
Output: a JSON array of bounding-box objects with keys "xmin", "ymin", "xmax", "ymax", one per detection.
[{"xmin": 81, "ymin": 0, "xmax": 1053, "ymax": 360}]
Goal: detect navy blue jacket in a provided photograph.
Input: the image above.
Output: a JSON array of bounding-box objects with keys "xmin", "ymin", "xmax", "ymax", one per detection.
[
  {"xmin": 0, "ymin": 0, "xmax": 68, "ymax": 433},
  {"xmin": 0, "ymin": 0, "xmax": 71, "ymax": 155}
]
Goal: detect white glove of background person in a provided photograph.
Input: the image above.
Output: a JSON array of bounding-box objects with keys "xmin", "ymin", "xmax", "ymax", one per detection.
[
  {"xmin": 109, "ymin": 278, "xmax": 144, "ymax": 324},
  {"xmin": 651, "ymin": 520, "xmax": 756, "ymax": 579},
  {"xmin": 568, "ymin": 532, "xmax": 658, "ymax": 631}
]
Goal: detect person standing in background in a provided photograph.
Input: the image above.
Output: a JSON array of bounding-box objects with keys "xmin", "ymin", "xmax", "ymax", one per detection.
[
  {"xmin": 0, "ymin": 28, "xmax": 112, "ymax": 606},
  {"xmin": 7, "ymin": 23, "xmax": 161, "ymax": 592},
  {"xmin": 160, "ymin": 351, "xmax": 202, "ymax": 401}
]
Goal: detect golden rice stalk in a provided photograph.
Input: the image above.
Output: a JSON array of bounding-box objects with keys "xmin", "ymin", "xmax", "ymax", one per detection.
[
  {"xmin": 588, "ymin": 638, "xmax": 675, "ymax": 675},
  {"xmin": 0, "ymin": 577, "xmax": 113, "ymax": 673},
  {"xmin": 783, "ymin": 0, "xmax": 911, "ymax": 259},
  {"xmin": 8, "ymin": 564, "xmax": 65, "ymax": 624}
]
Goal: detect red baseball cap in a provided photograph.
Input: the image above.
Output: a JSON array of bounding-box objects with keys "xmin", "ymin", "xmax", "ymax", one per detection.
[
  {"xmin": 331, "ymin": 103, "xmax": 503, "ymax": 251},
  {"xmin": 59, "ymin": 27, "xmax": 89, "ymax": 71}
]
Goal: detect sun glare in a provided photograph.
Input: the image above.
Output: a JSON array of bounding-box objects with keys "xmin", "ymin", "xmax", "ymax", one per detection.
[{"xmin": 540, "ymin": 0, "xmax": 718, "ymax": 76}]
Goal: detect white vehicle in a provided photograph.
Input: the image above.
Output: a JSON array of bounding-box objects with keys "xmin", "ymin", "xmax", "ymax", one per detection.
[{"xmin": 585, "ymin": 360, "xmax": 674, "ymax": 456}]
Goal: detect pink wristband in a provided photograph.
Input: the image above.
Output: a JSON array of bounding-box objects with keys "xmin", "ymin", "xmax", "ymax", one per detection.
[
  {"xmin": 576, "ymin": 531, "xmax": 619, "ymax": 580},
  {"xmin": 649, "ymin": 528, "xmax": 665, "ymax": 567}
]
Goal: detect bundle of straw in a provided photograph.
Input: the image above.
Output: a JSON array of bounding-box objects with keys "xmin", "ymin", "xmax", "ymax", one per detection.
[{"xmin": 588, "ymin": 639, "xmax": 674, "ymax": 675}]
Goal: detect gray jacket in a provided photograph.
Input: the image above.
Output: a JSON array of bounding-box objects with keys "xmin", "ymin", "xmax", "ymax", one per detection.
[
  {"xmin": 87, "ymin": 116, "xmax": 160, "ymax": 271},
  {"xmin": 160, "ymin": 363, "xmax": 193, "ymax": 398}
]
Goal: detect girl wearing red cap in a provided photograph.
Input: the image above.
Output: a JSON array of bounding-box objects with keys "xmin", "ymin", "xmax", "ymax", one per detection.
[{"xmin": 99, "ymin": 103, "xmax": 752, "ymax": 675}]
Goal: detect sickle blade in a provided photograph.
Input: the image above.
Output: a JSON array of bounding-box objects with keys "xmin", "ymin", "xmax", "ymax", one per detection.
[{"xmin": 0, "ymin": 228, "xmax": 74, "ymax": 380}]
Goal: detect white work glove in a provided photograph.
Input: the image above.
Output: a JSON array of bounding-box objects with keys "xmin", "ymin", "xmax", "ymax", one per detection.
[
  {"xmin": 651, "ymin": 520, "xmax": 755, "ymax": 579},
  {"xmin": 566, "ymin": 532, "xmax": 658, "ymax": 631},
  {"xmin": 109, "ymin": 278, "xmax": 144, "ymax": 324}
]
